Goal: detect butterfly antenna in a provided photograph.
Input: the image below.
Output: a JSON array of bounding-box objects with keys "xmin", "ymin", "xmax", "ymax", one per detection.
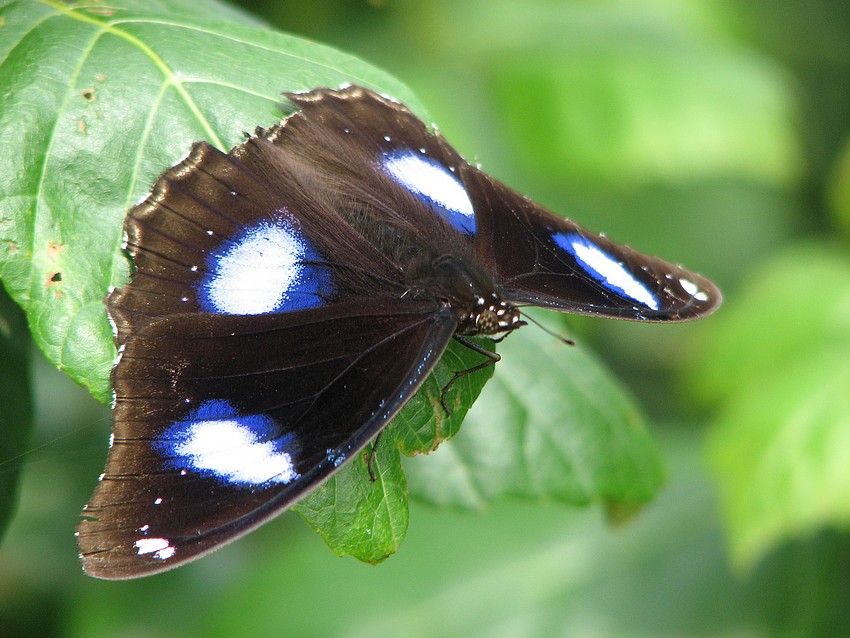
[{"xmin": 516, "ymin": 308, "xmax": 575, "ymax": 346}]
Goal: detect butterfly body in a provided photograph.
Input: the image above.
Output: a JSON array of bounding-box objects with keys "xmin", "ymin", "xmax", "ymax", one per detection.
[{"xmin": 78, "ymin": 86, "xmax": 720, "ymax": 579}]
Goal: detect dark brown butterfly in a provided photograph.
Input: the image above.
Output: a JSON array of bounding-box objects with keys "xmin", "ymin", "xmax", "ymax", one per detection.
[{"xmin": 77, "ymin": 85, "xmax": 720, "ymax": 579}]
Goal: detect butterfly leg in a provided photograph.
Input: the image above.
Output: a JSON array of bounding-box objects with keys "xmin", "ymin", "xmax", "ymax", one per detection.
[
  {"xmin": 364, "ymin": 430, "xmax": 385, "ymax": 482},
  {"xmin": 440, "ymin": 336, "xmax": 501, "ymax": 415}
]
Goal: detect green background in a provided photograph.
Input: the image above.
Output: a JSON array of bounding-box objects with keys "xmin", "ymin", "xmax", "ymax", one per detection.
[{"xmin": 1, "ymin": 0, "xmax": 849, "ymax": 635}]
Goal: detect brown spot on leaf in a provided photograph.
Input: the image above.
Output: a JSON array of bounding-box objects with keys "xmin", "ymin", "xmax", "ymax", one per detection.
[
  {"xmin": 81, "ymin": 87, "xmax": 96, "ymax": 102},
  {"xmin": 77, "ymin": 118, "xmax": 87, "ymax": 134},
  {"xmin": 47, "ymin": 241, "xmax": 66, "ymax": 259},
  {"xmin": 96, "ymin": 73, "xmax": 106, "ymax": 82}
]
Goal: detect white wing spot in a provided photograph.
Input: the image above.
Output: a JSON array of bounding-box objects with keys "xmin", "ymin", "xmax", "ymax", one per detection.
[
  {"xmin": 383, "ymin": 151, "xmax": 475, "ymax": 233},
  {"xmin": 556, "ymin": 233, "xmax": 660, "ymax": 310},
  {"xmin": 680, "ymin": 277, "xmax": 710, "ymax": 302},
  {"xmin": 173, "ymin": 419, "xmax": 299, "ymax": 486},
  {"xmin": 134, "ymin": 537, "xmax": 176, "ymax": 561},
  {"xmin": 205, "ymin": 219, "xmax": 309, "ymax": 314}
]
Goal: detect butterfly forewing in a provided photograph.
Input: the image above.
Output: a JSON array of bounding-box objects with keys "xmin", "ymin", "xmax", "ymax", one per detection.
[
  {"xmin": 110, "ymin": 139, "xmax": 403, "ymax": 340},
  {"xmin": 462, "ymin": 169, "xmax": 721, "ymax": 320},
  {"xmin": 272, "ymin": 86, "xmax": 720, "ymax": 321}
]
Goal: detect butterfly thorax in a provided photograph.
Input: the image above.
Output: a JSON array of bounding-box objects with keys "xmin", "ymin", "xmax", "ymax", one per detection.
[{"xmin": 426, "ymin": 253, "xmax": 523, "ymax": 336}]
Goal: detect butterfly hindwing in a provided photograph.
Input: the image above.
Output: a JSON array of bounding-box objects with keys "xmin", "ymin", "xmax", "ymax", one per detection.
[{"xmin": 78, "ymin": 300, "xmax": 456, "ymax": 578}]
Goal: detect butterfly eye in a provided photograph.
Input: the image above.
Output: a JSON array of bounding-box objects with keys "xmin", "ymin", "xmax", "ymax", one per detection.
[
  {"xmin": 382, "ymin": 150, "xmax": 477, "ymax": 235},
  {"xmin": 198, "ymin": 216, "xmax": 332, "ymax": 315},
  {"xmin": 475, "ymin": 308, "xmax": 499, "ymax": 333},
  {"xmin": 154, "ymin": 399, "xmax": 301, "ymax": 488},
  {"xmin": 552, "ymin": 232, "xmax": 660, "ymax": 310}
]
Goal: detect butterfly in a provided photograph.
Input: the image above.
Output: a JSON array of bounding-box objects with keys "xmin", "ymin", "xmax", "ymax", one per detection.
[{"xmin": 76, "ymin": 85, "xmax": 721, "ymax": 579}]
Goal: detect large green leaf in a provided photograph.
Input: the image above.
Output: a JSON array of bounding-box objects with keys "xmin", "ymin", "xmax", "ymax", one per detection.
[
  {"xmin": 0, "ymin": 0, "xmax": 662, "ymax": 562},
  {"xmin": 0, "ymin": 0, "xmax": 435, "ymax": 561}
]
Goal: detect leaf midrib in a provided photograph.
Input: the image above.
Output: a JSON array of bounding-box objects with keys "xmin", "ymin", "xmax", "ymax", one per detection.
[{"xmin": 40, "ymin": 0, "xmax": 223, "ymax": 146}]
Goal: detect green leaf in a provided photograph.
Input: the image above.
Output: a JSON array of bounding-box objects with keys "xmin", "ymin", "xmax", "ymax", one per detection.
[
  {"xmin": 405, "ymin": 317, "xmax": 664, "ymax": 510},
  {"xmin": 0, "ymin": 0, "xmax": 425, "ymax": 404},
  {"xmin": 0, "ymin": 284, "xmax": 33, "ymax": 542},
  {"xmin": 691, "ymin": 243, "xmax": 850, "ymax": 568},
  {"xmin": 293, "ymin": 429, "xmax": 408, "ymax": 564},
  {"xmin": 296, "ymin": 318, "xmax": 663, "ymax": 564},
  {"xmin": 0, "ymin": 0, "xmax": 662, "ymax": 563}
]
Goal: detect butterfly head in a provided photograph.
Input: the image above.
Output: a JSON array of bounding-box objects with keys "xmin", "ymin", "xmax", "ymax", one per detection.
[{"xmin": 461, "ymin": 295, "xmax": 524, "ymax": 336}]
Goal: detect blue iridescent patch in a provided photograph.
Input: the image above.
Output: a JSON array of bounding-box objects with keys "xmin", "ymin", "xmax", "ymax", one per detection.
[
  {"xmin": 382, "ymin": 150, "xmax": 476, "ymax": 235},
  {"xmin": 197, "ymin": 215, "xmax": 332, "ymax": 315},
  {"xmin": 154, "ymin": 399, "xmax": 301, "ymax": 488},
  {"xmin": 552, "ymin": 232, "xmax": 660, "ymax": 310}
]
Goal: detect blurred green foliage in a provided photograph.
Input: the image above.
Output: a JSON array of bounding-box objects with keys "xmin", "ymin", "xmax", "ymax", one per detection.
[
  {"xmin": 1, "ymin": 0, "xmax": 849, "ymax": 636},
  {"xmin": 0, "ymin": 286, "xmax": 33, "ymax": 544}
]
